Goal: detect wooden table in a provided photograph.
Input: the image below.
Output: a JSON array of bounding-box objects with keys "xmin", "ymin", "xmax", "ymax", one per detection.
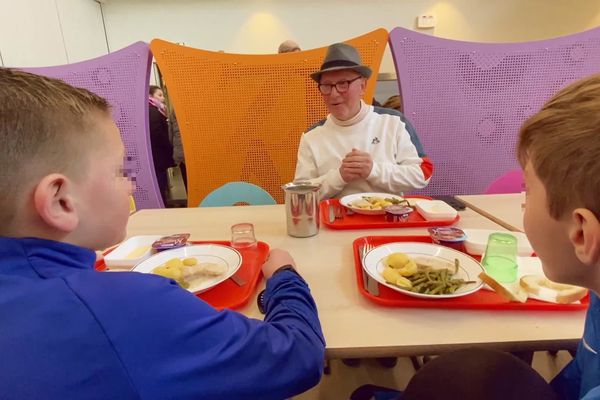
[
  {"xmin": 125, "ymin": 203, "xmax": 584, "ymax": 358},
  {"xmin": 457, "ymin": 193, "xmax": 525, "ymax": 232}
]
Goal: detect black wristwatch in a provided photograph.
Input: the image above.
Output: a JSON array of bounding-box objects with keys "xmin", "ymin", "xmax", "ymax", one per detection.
[{"xmin": 257, "ymin": 265, "xmax": 300, "ymax": 314}]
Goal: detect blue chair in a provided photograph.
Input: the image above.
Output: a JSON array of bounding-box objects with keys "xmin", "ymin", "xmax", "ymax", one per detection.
[{"xmin": 198, "ymin": 182, "xmax": 276, "ymax": 207}]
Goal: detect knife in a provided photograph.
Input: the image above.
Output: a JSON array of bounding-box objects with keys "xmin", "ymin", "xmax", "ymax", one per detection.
[
  {"xmin": 359, "ymin": 245, "xmax": 379, "ymax": 296},
  {"xmin": 328, "ymin": 204, "xmax": 336, "ymax": 223}
]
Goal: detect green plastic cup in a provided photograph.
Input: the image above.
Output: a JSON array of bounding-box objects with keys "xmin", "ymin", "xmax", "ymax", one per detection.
[{"xmin": 482, "ymin": 233, "xmax": 518, "ymax": 283}]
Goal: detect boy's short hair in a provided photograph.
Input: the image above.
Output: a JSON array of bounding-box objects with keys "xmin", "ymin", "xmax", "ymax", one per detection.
[
  {"xmin": 0, "ymin": 68, "xmax": 110, "ymax": 225},
  {"xmin": 518, "ymin": 73, "xmax": 600, "ymax": 219}
]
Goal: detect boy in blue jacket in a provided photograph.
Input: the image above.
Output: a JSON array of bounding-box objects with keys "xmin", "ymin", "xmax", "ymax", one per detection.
[
  {"xmin": 354, "ymin": 73, "xmax": 600, "ymax": 400},
  {"xmin": 520, "ymin": 73, "xmax": 600, "ymax": 400},
  {"xmin": 0, "ymin": 68, "xmax": 325, "ymax": 400}
]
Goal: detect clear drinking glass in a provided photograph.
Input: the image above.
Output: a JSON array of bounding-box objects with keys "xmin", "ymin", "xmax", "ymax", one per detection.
[
  {"xmin": 482, "ymin": 232, "xmax": 518, "ymax": 283},
  {"xmin": 231, "ymin": 223, "xmax": 257, "ymax": 250}
]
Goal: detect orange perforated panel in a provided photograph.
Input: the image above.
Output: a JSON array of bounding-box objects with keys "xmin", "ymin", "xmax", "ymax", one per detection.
[{"xmin": 151, "ymin": 29, "xmax": 388, "ymax": 206}]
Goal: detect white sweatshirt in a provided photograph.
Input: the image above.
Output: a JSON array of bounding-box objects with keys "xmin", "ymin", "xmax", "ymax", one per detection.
[{"xmin": 294, "ymin": 102, "xmax": 433, "ymax": 199}]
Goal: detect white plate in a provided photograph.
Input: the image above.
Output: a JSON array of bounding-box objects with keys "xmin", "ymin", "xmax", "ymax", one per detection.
[
  {"xmin": 363, "ymin": 242, "xmax": 484, "ymax": 299},
  {"xmin": 339, "ymin": 192, "xmax": 408, "ymax": 215},
  {"xmin": 132, "ymin": 244, "xmax": 242, "ymax": 293}
]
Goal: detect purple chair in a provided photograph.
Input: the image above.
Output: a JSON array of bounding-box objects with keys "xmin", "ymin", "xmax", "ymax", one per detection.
[
  {"xmin": 389, "ymin": 26, "xmax": 600, "ymax": 195},
  {"xmin": 22, "ymin": 42, "xmax": 162, "ymax": 209},
  {"xmin": 485, "ymin": 169, "xmax": 524, "ymax": 194}
]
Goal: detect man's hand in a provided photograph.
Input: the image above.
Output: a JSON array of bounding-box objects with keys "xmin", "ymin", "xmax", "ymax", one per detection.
[
  {"xmin": 262, "ymin": 248, "xmax": 297, "ymax": 279},
  {"xmin": 340, "ymin": 148, "xmax": 373, "ymax": 181}
]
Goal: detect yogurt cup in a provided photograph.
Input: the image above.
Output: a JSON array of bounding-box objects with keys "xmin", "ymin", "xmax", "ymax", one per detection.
[
  {"xmin": 384, "ymin": 205, "xmax": 414, "ymax": 222},
  {"xmin": 428, "ymin": 227, "xmax": 467, "ymax": 251}
]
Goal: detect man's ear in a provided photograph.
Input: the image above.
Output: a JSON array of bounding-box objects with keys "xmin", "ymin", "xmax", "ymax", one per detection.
[
  {"xmin": 360, "ymin": 78, "xmax": 367, "ymax": 96},
  {"xmin": 33, "ymin": 174, "xmax": 79, "ymax": 233},
  {"xmin": 569, "ymin": 208, "xmax": 600, "ymax": 266}
]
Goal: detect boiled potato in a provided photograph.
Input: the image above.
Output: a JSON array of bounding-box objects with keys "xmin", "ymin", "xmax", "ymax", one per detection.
[
  {"xmin": 385, "ymin": 252, "xmax": 410, "ymax": 269},
  {"xmin": 165, "ymin": 258, "xmax": 184, "ymax": 269},
  {"xmin": 153, "ymin": 265, "xmax": 183, "ymax": 281},
  {"xmin": 383, "ymin": 267, "xmax": 413, "ymax": 289},
  {"xmin": 183, "ymin": 257, "xmax": 197, "ymax": 266},
  {"xmin": 383, "ymin": 266, "xmax": 401, "ymax": 284},
  {"xmin": 395, "ymin": 276, "xmax": 412, "ymax": 288},
  {"xmin": 397, "ymin": 260, "xmax": 417, "ymax": 277}
]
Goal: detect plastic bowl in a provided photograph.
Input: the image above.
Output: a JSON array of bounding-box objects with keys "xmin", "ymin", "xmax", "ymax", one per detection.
[
  {"xmin": 104, "ymin": 235, "xmax": 163, "ymax": 269},
  {"xmin": 463, "ymin": 229, "xmax": 533, "ymax": 256}
]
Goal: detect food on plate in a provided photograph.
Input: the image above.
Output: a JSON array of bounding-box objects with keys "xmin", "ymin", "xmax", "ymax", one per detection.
[
  {"xmin": 382, "ymin": 252, "xmax": 474, "ymax": 295},
  {"xmin": 386, "ymin": 252, "xmax": 410, "ymax": 268},
  {"xmin": 153, "ymin": 264, "xmax": 187, "ymax": 288},
  {"xmin": 479, "ymin": 271, "xmax": 527, "ymax": 303},
  {"xmin": 182, "ymin": 257, "xmax": 197, "ymax": 266},
  {"xmin": 152, "ymin": 257, "xmax": 226, "ymax": 289},
  {"xmin": 520, "ymin": 275, "xmax": 587, "ymax": 304},
  {"xmin": 385, "ymin": 252, "xmax": 417, "ymax": 276},
  {"xmin": 382, "ymin": 267, "xmax": 412, "ymax": 288},
  {"xmin": 350, "ymin": 196, "xmax": 407, "ymax": 210}
]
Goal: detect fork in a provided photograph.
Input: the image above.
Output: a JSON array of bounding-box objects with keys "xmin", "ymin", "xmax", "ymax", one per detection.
[
  {"xmin": 359, "ymin": 243, "xmax": 380, "ymax": 296},
  {"xmin": 334, "ymin": 205, "xmax": 344, "ymax": 220}
]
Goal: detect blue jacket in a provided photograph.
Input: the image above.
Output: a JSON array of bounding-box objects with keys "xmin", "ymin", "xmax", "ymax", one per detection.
[
  {"xmin": 0, "ymin": 237, "xmax": 325, "ymax": 399},
  {"xmin": 552, "ymin": 292, "xmax": 600, "ymax": 399}
]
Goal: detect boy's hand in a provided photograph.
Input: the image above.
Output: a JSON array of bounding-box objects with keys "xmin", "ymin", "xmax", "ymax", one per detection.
[
  {"xmin": 262, "ymin": 248, "xmax": 296, "ymax": 279},
  {"xmin": 340, "ymin": 148, "xmax": 373, "ymax": 180}
]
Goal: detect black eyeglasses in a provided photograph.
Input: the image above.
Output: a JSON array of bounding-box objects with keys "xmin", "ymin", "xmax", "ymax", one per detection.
[{"xmin": 318, "ymin": 76, "xmax": 362, "ymax": 95}]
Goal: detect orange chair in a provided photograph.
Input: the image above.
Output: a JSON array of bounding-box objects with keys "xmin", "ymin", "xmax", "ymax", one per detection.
[{"xmin": 150, "ymin": 29, "xmax": 388, "ymax": 206}]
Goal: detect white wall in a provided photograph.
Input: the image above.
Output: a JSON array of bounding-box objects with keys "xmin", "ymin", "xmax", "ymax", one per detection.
[
  {"xmin": 0, "ymin": 0, "xmax": 107, "ymax": 67},
  {"xmin": 2, "ymin": 0, "xmax": 599, "ymax": 73},
  {"xmin": 101, "ymin": 0, "xmax": 600, "ymax": 75}
]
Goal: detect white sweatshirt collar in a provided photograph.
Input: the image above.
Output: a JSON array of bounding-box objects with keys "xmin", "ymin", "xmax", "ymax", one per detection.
[{"xmin": 330, "ymin": 100, "xmax": 370, "ymax": 127}]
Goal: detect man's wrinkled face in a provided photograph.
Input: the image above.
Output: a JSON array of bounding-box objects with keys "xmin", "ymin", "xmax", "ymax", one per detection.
[{"xmin": 319, "ymin": 70, "xmax": 366, "ymax": 121}]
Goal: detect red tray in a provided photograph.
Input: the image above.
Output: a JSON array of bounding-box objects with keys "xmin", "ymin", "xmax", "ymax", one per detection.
[
  {"xmin": 95, "ymin": 240, "xmax": 269, "ymax": 311},
  {"xmin": 353, "ymin": 235, "xmax": 589, "ymax": 311},
  {"xmin": 321, "ymin": 197, "xmax": 459, "ymax": 230}
]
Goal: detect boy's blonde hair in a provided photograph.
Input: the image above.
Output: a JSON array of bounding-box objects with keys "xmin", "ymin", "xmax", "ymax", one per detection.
[
  {"xmin": 0, "ymin": 68, "xmax": 110, "ymax": 224},
  {"xmin": 518, "ymin": 73, "xmax": 600, "ymax": 220}
]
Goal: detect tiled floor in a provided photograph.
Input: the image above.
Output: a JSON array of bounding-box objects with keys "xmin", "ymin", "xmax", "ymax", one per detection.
[
  {"xmin": 166, "ymin": 165, "xmax": 188, "ymax": 206},
  {"xmin": 293, "ymin": 351, "xmax": 573, "ymax": 399}
]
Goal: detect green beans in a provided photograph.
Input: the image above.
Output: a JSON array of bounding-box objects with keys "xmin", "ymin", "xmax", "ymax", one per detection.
[{"xmin": 406, "ymin": 259, "xmax": 473, "ymax": 295}]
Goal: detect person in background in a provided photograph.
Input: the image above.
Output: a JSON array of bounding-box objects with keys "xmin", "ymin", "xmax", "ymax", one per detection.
[
  {"xmin": 354, "ymin": 73, "xmax": 600, "ymax": 400},
  {"xmin": 278, "ymin": 39, "xmax": 301, "ymax": 53},
  {"xmin": 382, "ymin": 94, "xmax": 403, "ymax": 113},
  {"xmin": 294, "ymin": 43, "xmax": 433, "ymax": 199},
  {"xmin": 168, "ymin": 111, "xmax": 187, "ymax": 190},
  {"xmin": 0, "ymin": 68, "xmax": 326, "ymax": 400},
  {"xmin": 149, "ymin": 84, "xmax": 174, "ymax": 205}
]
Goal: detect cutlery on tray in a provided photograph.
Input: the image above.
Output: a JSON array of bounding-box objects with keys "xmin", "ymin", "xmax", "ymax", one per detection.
[
  {"xmin": 230, "ymin": 273, "xmax": 246, "ymax": 286},
  {"xmin": 359, "ymin": 243, "xmax": 379, "ymax": 296}
]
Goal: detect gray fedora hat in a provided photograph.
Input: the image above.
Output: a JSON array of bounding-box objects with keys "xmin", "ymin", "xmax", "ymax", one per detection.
[{"xmin": 311, "ymin": 43, "xmax": 372, "ymax": 82}]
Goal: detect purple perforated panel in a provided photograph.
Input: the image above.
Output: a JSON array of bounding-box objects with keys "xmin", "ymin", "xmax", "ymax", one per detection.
[
  {"xmin": 23, "ymin": 42, "xmax": 162, "ymax": 209},
  {"xmin": 389, "ymin": 27, "xmax": 600, "ymax": 195}
]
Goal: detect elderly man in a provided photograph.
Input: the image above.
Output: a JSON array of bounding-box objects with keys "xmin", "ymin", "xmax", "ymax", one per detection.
[{"xmin": 294, "ymin": 43, "xmax": 433, "ymax": 199}]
